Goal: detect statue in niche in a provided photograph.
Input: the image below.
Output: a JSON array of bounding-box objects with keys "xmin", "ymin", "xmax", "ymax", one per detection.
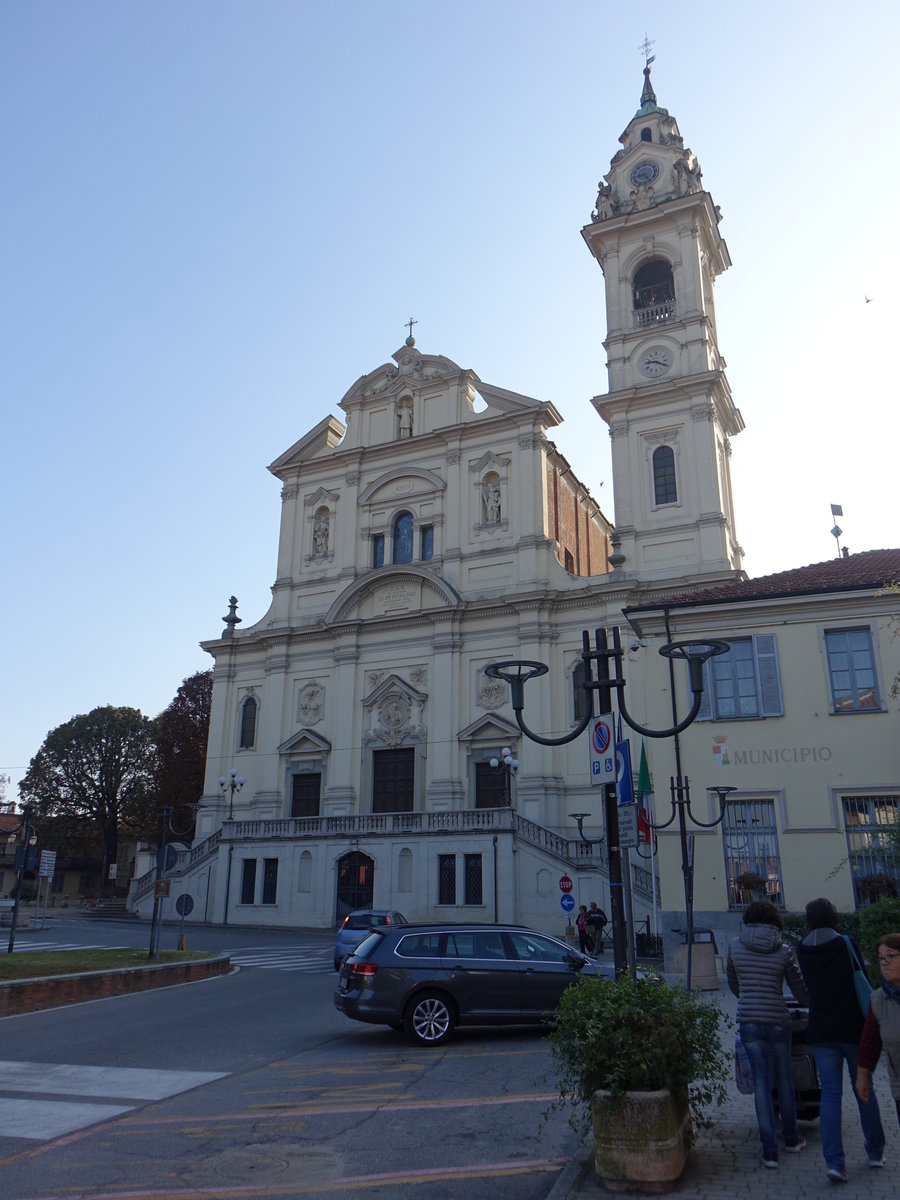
[
  {"xmin": 483, "ymin": 480, "xmax": 501, "ymax": 524},
  {"xmin": 313, "ymin": 517, "xmax": 329, "ymax": 555},
  {"xmin": 398, "ymin": 404, "xmax": 413, "ymax": 438}
]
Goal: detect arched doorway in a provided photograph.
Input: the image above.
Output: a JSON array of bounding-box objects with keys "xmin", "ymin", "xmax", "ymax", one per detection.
[{"xmin": 336, "ymin": 851, "xmax": 374, "ymax": 923}]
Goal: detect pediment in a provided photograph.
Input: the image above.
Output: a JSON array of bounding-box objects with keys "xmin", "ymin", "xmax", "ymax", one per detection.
[
  {"xmin": 268, "ymin": 416, "xmax": 346, "ymax": 478},
  {"xmin": 457, "ymin": 714, "xmax": 521, "ymax": 743},
  {"xmin": 277, "ymin": 728, "xmax": 333, "ymax": 755},
  {"xmin": 358, "ymin": 466, "xmax": 445, "ymax": 506},
  {"xmin": 363, "ymin": 673, "xmax": 427, "ymax": 709},
  {"xmin": 342, "ymin": 347, "xmax": 464, "ymax": 405}
]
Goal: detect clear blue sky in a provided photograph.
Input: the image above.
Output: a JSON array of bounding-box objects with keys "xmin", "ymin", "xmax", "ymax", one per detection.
[{"xmin": 3, "ymin": 2, "xmax": 897, "ymax": 800}]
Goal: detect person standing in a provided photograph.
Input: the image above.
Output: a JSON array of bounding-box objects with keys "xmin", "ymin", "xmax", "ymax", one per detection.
[
  {"xmin": 576, "ymin": 905, "xmax": 591, "ymax": 954},
  {"xmin": 856, "ymin": 932, "xmax": 900, "ymax": 1129},
  {"xmin": 726, "ymin": 900, "xmax": 809, "ymax": 1168},
  {"xmin": 588, "ymin": 901, "xmax": 607, "ymax": 955},
  {"xmin": 796, "ymin": 898, "xmax": 885, "ymax": 1182}
]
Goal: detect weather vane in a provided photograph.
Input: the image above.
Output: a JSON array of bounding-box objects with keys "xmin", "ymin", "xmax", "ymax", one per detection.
[{"xmin": 639, "ymin": 33, "xmax": 655, "ymax": 69}]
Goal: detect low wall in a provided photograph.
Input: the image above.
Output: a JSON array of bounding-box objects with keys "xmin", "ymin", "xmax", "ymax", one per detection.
[{"xmin": 0, "ymin": 955, "xmax": 231, "ymax": 1017}]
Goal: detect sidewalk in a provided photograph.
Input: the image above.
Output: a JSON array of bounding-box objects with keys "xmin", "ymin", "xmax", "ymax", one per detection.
[{"xmin": 547, "ymin": 979, "xmax": 897, "ymax": 1198}]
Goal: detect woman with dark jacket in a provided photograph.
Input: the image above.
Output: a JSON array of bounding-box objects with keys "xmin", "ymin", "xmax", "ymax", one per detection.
[
  {"xmin": 727, "ymin": 900, "xmax": 809, "ymax": 1168},
  {"xmin": 796, "ymin": 898, "xmax": 885, "ymax": 1182}
]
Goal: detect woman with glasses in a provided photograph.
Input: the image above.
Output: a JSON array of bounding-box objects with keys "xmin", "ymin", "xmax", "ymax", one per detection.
[
  {"xmin": 797, "ymin": 898, "xmax": 885, "ymax": 1181},
  {"xmin": 856, "ymin": 933, "xmax": 900, "ymax": 1130}
]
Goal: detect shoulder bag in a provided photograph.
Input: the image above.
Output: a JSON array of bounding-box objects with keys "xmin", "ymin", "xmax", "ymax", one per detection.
[{"xmin": 842, "ymin": 935, "xmax": 873, "ymax": 1016}]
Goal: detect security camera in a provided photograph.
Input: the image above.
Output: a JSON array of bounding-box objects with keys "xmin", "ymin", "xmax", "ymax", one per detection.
[{"xmin": 628, "ymin": 639, "xmax": 647, "ymax": 652}]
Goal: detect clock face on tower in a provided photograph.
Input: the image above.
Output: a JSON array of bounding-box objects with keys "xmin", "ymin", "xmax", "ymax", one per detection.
[
  {"xmin": 639, "ymin": 347, "xmax": 671, "ymax": 378},
  {"xmin": 630, "ymin": 160, "xmax": 659, "ymax": 187}
]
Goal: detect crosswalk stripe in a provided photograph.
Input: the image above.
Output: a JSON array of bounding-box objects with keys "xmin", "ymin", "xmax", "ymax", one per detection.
[{"xmin": 0, "ymin": 1062, "xmax": 228, "ymax": 1143}]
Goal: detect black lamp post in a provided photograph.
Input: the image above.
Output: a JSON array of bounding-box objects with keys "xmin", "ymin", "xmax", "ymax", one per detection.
[
  {"xmin": 6, "ymin": 805, "xmax": 35, "ymax": 955},
  {"xmin": 486, "ymin": 626, "xmax": 727, "ymax": 981},
  {"xmin": 489, "ymin": 747, "xmax": 518, "ymax": 806},
  {"xmin": 218, "ymin": 768, "xmax": 245, "ymax": 820}
]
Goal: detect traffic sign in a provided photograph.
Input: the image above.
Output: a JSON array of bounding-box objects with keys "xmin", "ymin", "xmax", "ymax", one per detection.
[
  {"xmin": 560, "ymin": 894, "xmax": 575, "ymax": 913},
  {"xmin": 616, "ymin": 739, "xmax": 634, "ymax": 806},
  {"xmin": 175, "ymin": 894, "xmax": 194, "ymax": 917},
  {"xmin": 559, "ymin": 874, "xmax": 573, "ymax": 893},
  {"xmin": 39, "ymin": 850, "xmax": 57, "ymax": 878},
  {"xmin": 618, "ymin": 803, "xmax": 639, "ymax": 849},
  {"xmin": 589, "ymin": 714, "xmax": 616, "ymax": 786}
]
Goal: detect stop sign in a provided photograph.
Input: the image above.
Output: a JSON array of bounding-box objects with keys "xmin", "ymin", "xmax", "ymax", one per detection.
[{"xmin": 559, "ymin": 874, "xmax": 573, "ymax": 893}]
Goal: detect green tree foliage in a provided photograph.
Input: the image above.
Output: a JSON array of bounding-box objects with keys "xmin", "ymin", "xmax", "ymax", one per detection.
[
  {"xmin": 20, "ymin": 706, "xmax": 158, "ymax": 870},
  {"xmin": 156, "ymin": 671, "xmax": 213, "ymax": 839}
]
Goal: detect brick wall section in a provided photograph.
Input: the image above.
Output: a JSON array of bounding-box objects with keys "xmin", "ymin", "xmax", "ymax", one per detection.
[
  {"xmin": 546, "ymin": 460, "xmax": 612, "ymax": 576},
  {"xmin": 0, "ymin": 956, "xmax": 231, "ymax": 1017}
]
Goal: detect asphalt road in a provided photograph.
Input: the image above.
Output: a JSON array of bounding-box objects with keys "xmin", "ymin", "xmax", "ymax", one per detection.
[{"xmin": 0, "ymin": 916, "xmax": 580, "ymax": 1200}]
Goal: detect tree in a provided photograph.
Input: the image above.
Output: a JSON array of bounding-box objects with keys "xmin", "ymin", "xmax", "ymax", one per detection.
[
  {"xmin": 20, "ymin": 706, "xmax": 158, "ymax": 872},
  {"xmin": 156, "ymin": 671, "xmax": 213, "ymax": 839}
]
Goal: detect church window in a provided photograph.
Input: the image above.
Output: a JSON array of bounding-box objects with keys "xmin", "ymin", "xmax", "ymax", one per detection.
[
  {"xmin": 564, "ymin": 549, "xmax": 575, "ymax": 574},
  {"xmin": 438, "ymin": 854, "xmax": 456, "ymax": 904},
  {"xmin": 372, "ymin": 534, "xmax": 385, "ymax": 567},
  {"xmin": 393, "ymin": 512, "xmax": 414, "ymax": 563},
  {"xmin": 372, "ymin": 747, "xmax": 414, "ymax": 813},
  {"xmin": 261, "ymin": 858, "xmax": 278, "ymax": 905},
  {"xmin": 420, "ymin": 525, "xmax": 434, "ymax": 560},
  {"xmin": 239, "ymin": 697, "xmax": 257, "ymax": 749},
  {"xmin": 475, "ymin": 760, "xmax": 507, "ymax": 809},
  {"xmin": 291, "ymin": 772, "xmax": 321, "ymax": 818},
  {"xmin": 641, "ymin": 127, "xmax": 652, "ymax": 142},
  {"xmin": 652, "ymin": 446, "xmax": 677, "ymax": 505},
  {"xmin": 633, "ymin": 259, "xmax": 675, "ymax": 325},
  {"xmin": 464, "ymin": 854, "xmax": 483, "ymax": 905},
  {"xmin": 240, "ymin": 858, "xmax": 257, "ymax": 904}
]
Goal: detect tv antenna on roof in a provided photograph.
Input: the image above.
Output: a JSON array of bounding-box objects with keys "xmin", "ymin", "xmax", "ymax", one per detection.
[{"xmin": 830, "ymin": 503, "xmax": 844, "ymax": 557}]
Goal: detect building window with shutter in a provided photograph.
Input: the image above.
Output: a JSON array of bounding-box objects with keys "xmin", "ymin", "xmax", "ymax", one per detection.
[
  {"xmin": 696, "ymin": 635, "xmax": 783, "ymax": 721},
  {"xmin": 722, "ymin": 799, "xmax": 784, "ymax": 909}
]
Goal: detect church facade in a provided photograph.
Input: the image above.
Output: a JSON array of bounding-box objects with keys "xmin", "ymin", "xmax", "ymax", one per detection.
[{"xmin": 129, "ymin": 65, "xmax": 898, "ymax": 948}]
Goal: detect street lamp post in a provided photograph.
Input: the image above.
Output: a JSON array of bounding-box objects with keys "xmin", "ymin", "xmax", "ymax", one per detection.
[
  {"xmin": 218, "ymin": 768, "xmax": 245, "ymax": 820},
  {"xmin": 6, "ymin": 805, "xmax": 35, "ymax": 954},
  {"xmin": 489, "ymin": 747, "xmax": 518, "ymax": 806},
  {"xmin": 486, "ymin": 626, "xmax": 727, "ymax": 981}
]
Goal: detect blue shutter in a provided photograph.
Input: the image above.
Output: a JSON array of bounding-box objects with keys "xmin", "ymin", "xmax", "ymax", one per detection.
[{"xmin": 754, "ymin": 634, "xmax": 783, "ymax": 717}]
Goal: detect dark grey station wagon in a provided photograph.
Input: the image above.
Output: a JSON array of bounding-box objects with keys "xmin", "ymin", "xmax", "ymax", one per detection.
[{"xmin": 333, "ymin": 922, "xmax": 610, "ymax": 1046}]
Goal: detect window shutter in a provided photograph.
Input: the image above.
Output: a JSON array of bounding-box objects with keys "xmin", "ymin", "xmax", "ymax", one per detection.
[
  {"xmin": 692, "ymin": 658, "xmax": 713, "ymax": 721},
  {"xmin": 754, "ymin": 634, "xmax": 783, "ymax": 717}
]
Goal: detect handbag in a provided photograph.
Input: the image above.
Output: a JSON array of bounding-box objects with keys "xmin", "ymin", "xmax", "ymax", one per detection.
[
  {"xmin": 734, "ymin": 1034, "xmax": 754, "ymax": 1094},
  {"xmin": 842, "ymin": 935, "xmax": 873, "ymax": 1015}
]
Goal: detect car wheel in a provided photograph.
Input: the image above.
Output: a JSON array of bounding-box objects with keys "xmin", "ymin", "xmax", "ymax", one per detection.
[{"xmin": 404, "ymin": 991, "xmax": 454, "ymax": 1046}]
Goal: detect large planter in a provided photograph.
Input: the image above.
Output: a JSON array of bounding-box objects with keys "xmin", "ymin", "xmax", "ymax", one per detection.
[{"xmin": 591, "ymin": 1086, "xmax": 691, "ymax": 1194}]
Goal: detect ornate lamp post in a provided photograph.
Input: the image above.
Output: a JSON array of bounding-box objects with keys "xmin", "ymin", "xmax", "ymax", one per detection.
[
  {"xmin": 218, "ymin": 768, "xmax": 245, "ymax": 820},
  {"xmin": 570, "ymin": 812, "xmax": 604, "ymax": 848},
  {"xmin": 489, "ymin": 747, "xmax": 518, "ymax": 806},
  {"xmin": 487, "ymin": 626, "xmax": 728, "ymax": 980}
]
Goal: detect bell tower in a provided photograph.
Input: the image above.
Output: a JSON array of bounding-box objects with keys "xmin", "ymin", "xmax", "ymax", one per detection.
[{"xmin": 582, "ymin": 59, "xmax": 744, "ymax": 582}]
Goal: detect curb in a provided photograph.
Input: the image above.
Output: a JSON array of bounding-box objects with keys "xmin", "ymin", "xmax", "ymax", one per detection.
[{"xmin": 0, "ymin": 955, "xmax": 232, "ymax": 1017}]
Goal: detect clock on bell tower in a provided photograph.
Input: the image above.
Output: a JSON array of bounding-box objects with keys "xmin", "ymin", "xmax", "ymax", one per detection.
[{"xmin": 582, "ymin": 60, "xmax": 744, "ymax": 583}]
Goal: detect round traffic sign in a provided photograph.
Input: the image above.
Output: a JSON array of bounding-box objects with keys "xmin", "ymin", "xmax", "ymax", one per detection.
[
  {"xmin": 560, "ymin": 894, "xmax": 575, "ymax": 912},
  {"xmin": 175, "ymin": 894, "xmax": 194, "ymax": 917},
  {"xmin": 559, "ymin": 874, "xmax": 573, "ymax": 893},
  {"xmin": 592, "ymin": 719, "xmax": 611, "ymax": 755}
]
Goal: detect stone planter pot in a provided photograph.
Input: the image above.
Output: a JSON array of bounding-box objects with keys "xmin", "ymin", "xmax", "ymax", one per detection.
[{"xmin": 590, "ymin": 1086, "xmax": 691, "ymax": 1194}]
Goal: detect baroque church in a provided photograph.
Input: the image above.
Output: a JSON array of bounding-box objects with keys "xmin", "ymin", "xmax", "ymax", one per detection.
[{"xmin": 130, "ymin": 65, "xmax": 900, "ymax": 953}]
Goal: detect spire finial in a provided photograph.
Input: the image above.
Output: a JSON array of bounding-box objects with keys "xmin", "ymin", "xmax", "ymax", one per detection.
[
  {"xmin": 404, "ymin": 316, "xmax": 417, "ymax": 347},
  {"xmin": 637, "ymin": 34, "xmax": 657, "ymax": 108}
]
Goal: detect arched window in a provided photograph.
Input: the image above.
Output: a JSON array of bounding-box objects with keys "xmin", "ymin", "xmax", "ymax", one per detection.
[
  {"xmin": 633, "ymin": 259, "xmax": 675, "ymax": 324},
  {"xmin": 239, "ymin": 696, "xmax": 258, "ymax": 749},
  {"xmin": 640, "ymin": 127, "xmax": 652, "ymax": 142},
  {"xmin": 393, "ymin": 511, "xmax": 413, "ymax": 564},
  {"xmin": 652, "ymin": 446, "xmax": 677, "ymax": 505}
]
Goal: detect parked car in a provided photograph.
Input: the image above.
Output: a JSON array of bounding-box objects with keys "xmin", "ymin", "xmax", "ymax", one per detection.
[
  {"xmin": 333, "ymin": 908, "xmax": 408, "ymax": 971},
  {"xmin": 333, "ymin": 922, "xmax": 610, "ymax": 1045}
]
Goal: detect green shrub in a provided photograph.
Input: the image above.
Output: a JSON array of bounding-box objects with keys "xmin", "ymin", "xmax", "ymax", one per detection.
[
  {"xmin": 547, "ymin": 971, "xmax": 730, "ymax": 1136},
  {"xmin": 10, "ymin": 881, "xmax": 38, "ymax": 903},
  {"xmin": 858, "ymin": 897, "xmax": 900, "ymax": 982}
]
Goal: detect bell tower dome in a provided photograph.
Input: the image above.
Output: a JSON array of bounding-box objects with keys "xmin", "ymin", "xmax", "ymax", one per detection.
[{"xmin": 582, "ymin": 60, "xmax": 744, "ymax": 582}]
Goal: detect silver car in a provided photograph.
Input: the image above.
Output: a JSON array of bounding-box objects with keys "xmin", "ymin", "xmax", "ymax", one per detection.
[
  {"xmin": 333, "ymin": 922, "xmax": 609, "ymax": 1046},
  {"xmin": 332, "ymin": 908, "xmax": 408, "ymax": 971}
]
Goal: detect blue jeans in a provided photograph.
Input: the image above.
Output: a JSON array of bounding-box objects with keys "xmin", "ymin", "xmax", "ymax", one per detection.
[
  {"xmin": 811, "ymin": 1042, "xmax": 885, "ymax": 1171},
  {"xmin": 740, "ymin": 1022, "xmax": 800, "ymax": 1159}
]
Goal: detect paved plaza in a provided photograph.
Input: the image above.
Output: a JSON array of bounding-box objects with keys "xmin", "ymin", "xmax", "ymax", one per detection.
[{"xmin": 548, "ymin": 978, "xmax": 898, "ymax": 1198}]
